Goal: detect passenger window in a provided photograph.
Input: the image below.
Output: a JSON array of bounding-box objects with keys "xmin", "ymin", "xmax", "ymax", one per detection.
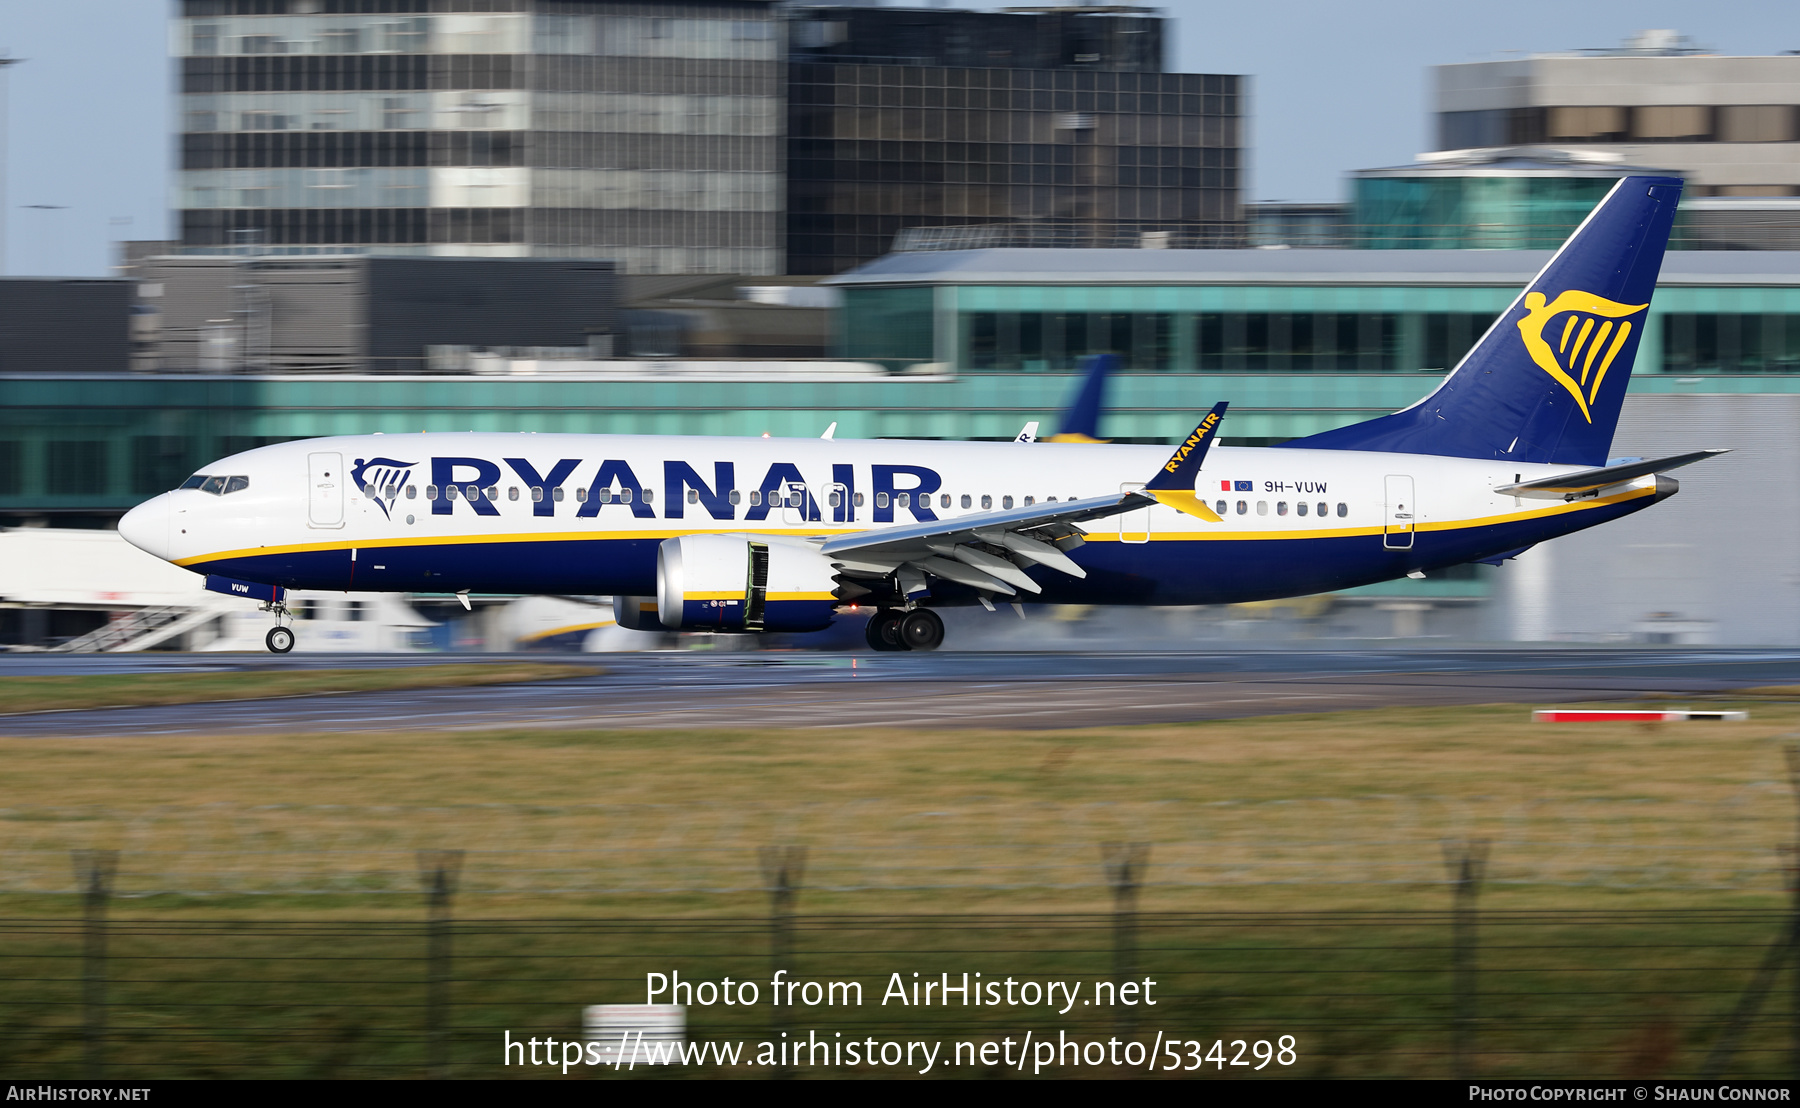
[
  {"xmin": 1236, "ymin": 500, "xmax": 1247, "ymax": 515},
  {"xmin": 1336, "ymin": 502, "xmax": 1347, "ymax": 517},
  {"xmin": 687, "ymin": 488, "xmax": 699, "ymax": 504},
  {"xmin": 596, "ymin": 488, "xmax": 610, "ymax": 503},
  {"xmin": 828, "ymin": 490, "xmax": 842, "ymax": 508},
  {"xmin": 1297, "ymin": 501, "xmax": 1308, "ymax": 517},
  {"xmin": 748, "ymin": 490, "xmax": 761, "ymax": 506},
  {"xmin": 200, "ymin": 475, "xmax": 228, "ymax": 495},
  {"xmin": 531, "ymin": 487, "xmax": 543, "ymax": 502},
  {"xmin": 509, "ymin": 486, "xmax": 520, "ymax": 501},
  {"xmin": 464, "ymin": 484, "xmax": 478, "ymax": 500},
  {"xmin": 1024, "ymin": 496, "xmax": 1034, "ymax": 506},
  {"xmin": 426, "ymin": 485, "xmax": 439, "ymax": 500},
  {"xmin": 940, "ymin": 493, "xmax": 951, "ymax": 509},
  {"xmin": 853, "ymin": 492, "xmax": 864, "ymax": 507},
  {"xmin": 1276, "ymin": 501, "xmax": 1287, "ymax": 516},
  {"xmin": 896, "ymin": 492, "xmax": 910, "ymax": 508},
  {"xmin": 728, "ymin": 489, "xmax": 741, "ymax": 505},
  {"xmin": 981, "ymin": 495, "xmax": 993, "ymax": 509},
  {"xmin": 1002, "ymin": 495, "xmax": 1014, "ymax": 509},
  {"xmin": 225, "ymin": 475, "xmax": 250, "ymax": 494},
  {"xmin": 553, "ymin": 487, "xmax": 564, "ymax": 502},
  {"xmin": 1046, "ymin": 496, "xmax": 1057, "ymax": 503},
  {"xmin": 445, "ymin": 486, "xmax": 460, "ymax": 501},
  {"xmin": 1257, "ymin": 501, "xmax": 1268, "ymax": 516},
  {"xmin": 876, "ymin": 492, "xmax": 890, "ymax": 508},
  {"xmin": 179, "ymin": 474, "xmax": 209, "ymax": 490},
  {"xmin": 642, "ymin": 489, "xmax": 653, "ymax": 503},
  {"xmin": 406, "ymin": 485, "xmax": 416, "ymax": 499},
  {"xmin": 621, "ymin": 488, "xmax": 634, "ymax": 504},
  {"xmin": 576, "ymin": 487, "xmax": 588, "ymax": 502},
  {"xmin": 1215, "ymin": 500, "xmax": 1227, "ymax": 515},
  {"xmin": 961, "ymin": 494, "xmax": 972, "ymax": 509},
  {"xmin": 1316, "ymin": 501, "xmax": 1326, "ymax": 517}
]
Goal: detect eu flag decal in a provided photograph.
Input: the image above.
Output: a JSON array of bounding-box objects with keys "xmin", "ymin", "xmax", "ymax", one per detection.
[{"xmin": 1234, "ymin": 480, "xmax": 1253, "ymax": 492}]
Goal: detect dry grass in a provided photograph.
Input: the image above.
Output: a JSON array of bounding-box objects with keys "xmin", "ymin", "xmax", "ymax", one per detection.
[
  {"xmin": 0, "ymin": 662, "xmax": 599, "ymax": 715},
  {"xmin": 1, "ymin": 699, "xmax": 1794, "ymax": 914}
]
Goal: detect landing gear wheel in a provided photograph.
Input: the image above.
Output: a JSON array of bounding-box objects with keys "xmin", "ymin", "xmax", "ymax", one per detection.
[
  {"xmin": 899, "ymin": 608, "xmax": 945, "ymax": 651},
  {"xmin": 864, "ymin": 610, "xmax": 909, "ymax": 651},
  {"xmin": 265, "ymin": 626, "xmax": 295, "ymax": 654}
]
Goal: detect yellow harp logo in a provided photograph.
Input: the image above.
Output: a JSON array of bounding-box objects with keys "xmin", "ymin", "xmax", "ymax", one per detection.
[{"xmin": 1516, "ymin": 290, "xmax": 1648, "ymax": 423}]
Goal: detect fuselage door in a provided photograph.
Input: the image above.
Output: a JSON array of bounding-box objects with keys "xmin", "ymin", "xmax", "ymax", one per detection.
[
  {"xmin": 1118, "ymin": 482, "xmax": 1151, "ymax": 544},
  {"xmin": 780, "ymin": 481, "xmax": 809, "ymax": 527},
  {"xmin": 825, "ymin": 482, "xmax": 850, "ymax": 526},
  {"xmin": 1383, "ymin": 474, "xmax": 1415, "ymax": 550},
  {"xmin": 308, "ymin": 451, "xmax": 345, "ymax": 529}
]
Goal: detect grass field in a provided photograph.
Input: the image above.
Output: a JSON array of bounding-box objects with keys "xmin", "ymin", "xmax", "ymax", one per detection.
[
  {"xmin": 0, "ymin": 662, "xmax": 599, "ymax": 715},
  {"xmin": 2, "ymin": 697, "xmax": 1795, "ymax": 915},
  {"xmin": 3, "ymin": 696, "xmax": 1798, "ymax": 1078}
]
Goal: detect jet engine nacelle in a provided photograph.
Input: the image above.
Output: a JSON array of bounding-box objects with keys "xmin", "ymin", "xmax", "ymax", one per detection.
[{"xmin": 655, "ymin": 534, "xmax": 838, "ymax": 633}]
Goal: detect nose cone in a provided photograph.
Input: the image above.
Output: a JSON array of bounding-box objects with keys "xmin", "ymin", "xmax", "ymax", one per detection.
[{"xmin": 119, "ymin": 494, "xmax": 173, "ymax": 561}]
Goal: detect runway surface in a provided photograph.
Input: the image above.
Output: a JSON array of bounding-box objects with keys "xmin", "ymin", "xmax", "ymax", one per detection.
[{"xmin": 3, "ymin": 648, "xmax": 1798, "ymax": 737}]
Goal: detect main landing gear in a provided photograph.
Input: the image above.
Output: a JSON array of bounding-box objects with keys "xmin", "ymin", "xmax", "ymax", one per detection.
[
  {"xmin": 864, "ymin": 607, "xmax": 944, "ymax": 652},
  {"xmin": 262, "ymin": 599, "xmax": 295, "ymax": 654}
]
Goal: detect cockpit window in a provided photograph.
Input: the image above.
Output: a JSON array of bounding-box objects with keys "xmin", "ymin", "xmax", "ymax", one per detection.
[{"xmin": 184, "ymin": 474, "xmax": 250, "ymax": 495}]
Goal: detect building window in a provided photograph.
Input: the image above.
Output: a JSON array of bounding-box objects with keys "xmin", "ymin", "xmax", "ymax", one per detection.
[
  {"xmin": 1718, "ymin": 106, "xmax": 1797, "ymax": 144},
  {"xmin": 1197, "ymin": 312, "xmax": 1400, "ymax": 372},
  {"xmin": 1546, "ymin": 106, "xmax": 1628, "ymax": 142},
  {"xmin": 46, "ymin": 441, "xmax": 108, "ymax": 496},
  {"xmin": 1633, "ymin": 106, "xmax": 1712, "ymax": 142},
  {"xmin": 1663, "ymin": 314, "xmax": 1800, "ymax": 374}
]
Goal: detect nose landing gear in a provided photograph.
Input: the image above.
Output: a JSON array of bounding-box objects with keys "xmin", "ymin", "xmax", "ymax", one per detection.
[
  {"xmin": 260, "ymin": 598, "xmax": 295, "ymax": 654},
  {"xmin": 863, "ymin": 607, "xmax": 944, "ymax": 651}
]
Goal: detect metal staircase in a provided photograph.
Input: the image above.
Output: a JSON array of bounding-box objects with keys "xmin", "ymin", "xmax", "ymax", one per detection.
[{"xmin": 51, "ymin": 601, "xmax": 227, "ymax": 653}]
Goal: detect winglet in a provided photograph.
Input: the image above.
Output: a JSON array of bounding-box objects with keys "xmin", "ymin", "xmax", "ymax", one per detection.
[{"xmin": 1142, "ymin": 402, "xmax": 1228, "ymax": 521}]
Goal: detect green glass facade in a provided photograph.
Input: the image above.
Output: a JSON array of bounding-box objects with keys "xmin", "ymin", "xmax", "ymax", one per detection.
[{"xmin": 1353, "ymin": 174, "xmax": 1623, "ymax": 250}]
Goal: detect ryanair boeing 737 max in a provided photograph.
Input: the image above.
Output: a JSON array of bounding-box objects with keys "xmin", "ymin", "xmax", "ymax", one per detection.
[{"xmin": 118, "ymin": 175, "xmax": 1722, "ymax": 653}]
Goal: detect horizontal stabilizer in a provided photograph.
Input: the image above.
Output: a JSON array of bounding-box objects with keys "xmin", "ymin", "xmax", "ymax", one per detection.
[{"xmin": 1493, "ymin": 448, "xmax": 1728, "ymax": 500}]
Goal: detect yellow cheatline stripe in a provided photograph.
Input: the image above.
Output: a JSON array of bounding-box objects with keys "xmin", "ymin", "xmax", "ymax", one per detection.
[
  {"xmin": 685, "ymin": 591, "xmax": 745, "ymax": 601},
  {"xmin": 768, "ymin": 592, "xmax": 837, "ymax": 602},
  {"xmin": 517, "ymin": 620, "xmax": 615, "ymax": 644}
]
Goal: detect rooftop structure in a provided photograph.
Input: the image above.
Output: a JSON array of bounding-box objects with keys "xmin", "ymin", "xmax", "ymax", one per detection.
[{"xmin": 1433, "ymin": 36, "xmax": 1800, "ymax": 197}]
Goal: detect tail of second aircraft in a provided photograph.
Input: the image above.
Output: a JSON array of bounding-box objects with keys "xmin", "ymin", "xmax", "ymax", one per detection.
[{"xmin": 1278, "ymin": 175, "xmax": 1683, "ymax": 466}]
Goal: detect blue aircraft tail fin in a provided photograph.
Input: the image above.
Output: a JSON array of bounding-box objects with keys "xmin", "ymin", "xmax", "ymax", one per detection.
[
  {"xmin": 1048, "ymin": 353, "xmax": 1116, "ymax": 442},
  {"xmin": 1277, "ymin": 175, "xmax": 1683, "ymax": 466}
]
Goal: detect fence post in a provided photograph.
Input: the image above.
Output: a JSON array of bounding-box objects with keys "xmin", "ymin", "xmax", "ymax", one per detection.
[
  {"xmin": 417, "ymin": 849, "xmax": 464, "ymax": 1080},
  {"xmin": 72, "ymin": 849, "xmax": 118, "ymax": 1081},
  {"xmin": 1102, "ymin": 843, "xmax": 1149, "ymax": 1039},
  {"xmin": 1442, "ymin": 838, "xmax": 1489, "ymax": 1080},
  {"xmin": 758, "ymin": 846, "xmax": 806, "ymax": 1079}
]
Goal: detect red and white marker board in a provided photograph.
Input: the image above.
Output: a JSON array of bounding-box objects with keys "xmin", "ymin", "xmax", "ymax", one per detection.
[{"xmin": 1532, "ymin": 709, "xmax": 1748, "ymax": 723}]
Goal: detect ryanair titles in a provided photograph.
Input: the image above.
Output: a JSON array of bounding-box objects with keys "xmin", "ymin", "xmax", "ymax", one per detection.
[{"xmin": 393, "ymin": 456, "xmax": 948, "ymax": 524}]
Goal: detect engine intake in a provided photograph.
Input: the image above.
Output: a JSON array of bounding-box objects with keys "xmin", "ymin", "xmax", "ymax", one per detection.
[{"xmin": 655, "ymin": 534, "xmax": 839, "ymax": 633}]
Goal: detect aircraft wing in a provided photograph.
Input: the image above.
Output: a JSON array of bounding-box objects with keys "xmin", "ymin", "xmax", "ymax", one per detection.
[
  {"xmin": 816, "ymin": 405, "xmax": 1230, "ymax": 598},
  {"xmin": 817, "ymin": 490, "xmax": 1148, "ymax": 596},
  {"xmin": 1493, "ymin": 448, "xmax": 1728, "ymax": 500}
]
